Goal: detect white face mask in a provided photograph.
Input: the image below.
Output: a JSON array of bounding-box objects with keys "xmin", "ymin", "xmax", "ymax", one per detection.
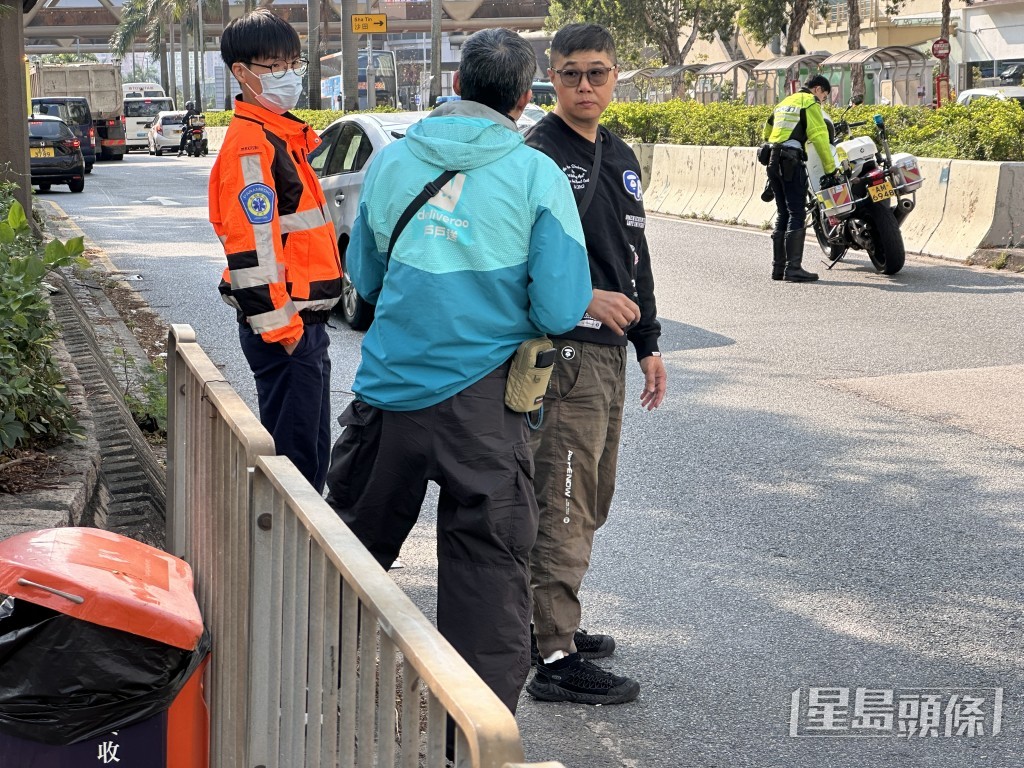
[{"xmin": 246, "ymin": 68, "xmax": 303, "ymax": 114}]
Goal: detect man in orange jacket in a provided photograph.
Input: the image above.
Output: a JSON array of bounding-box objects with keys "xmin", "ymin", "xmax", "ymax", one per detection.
[{"xmin": 209, "ymin": 9, "xmax": 342, "ymax": 492}]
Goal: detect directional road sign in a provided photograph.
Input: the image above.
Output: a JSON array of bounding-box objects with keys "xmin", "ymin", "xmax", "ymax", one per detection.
[{"xmin": 351, "ymin": 13, "xmax": 387, "ymax": 34}]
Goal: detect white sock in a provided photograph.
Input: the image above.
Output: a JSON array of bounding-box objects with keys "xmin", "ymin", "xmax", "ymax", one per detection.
[{"xmin": 543, "ymin": 650, "xmax": 568, "ymax": 664}]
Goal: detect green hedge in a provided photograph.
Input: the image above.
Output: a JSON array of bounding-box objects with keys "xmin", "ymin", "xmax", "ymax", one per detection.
[
  {"xmin": 206, "ymin": 99, "xmax": 1024, "ymax": 160},
  {"xmin": 0, "ymin": 184, "xmax": 85, "ymax": 453},
  {"xmin": 600, "ymin": 99, "xmax": 1024, "ymax": 161}
]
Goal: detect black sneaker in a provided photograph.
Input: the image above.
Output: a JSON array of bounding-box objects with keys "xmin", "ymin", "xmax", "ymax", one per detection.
[
  {"xmin": 573, "ymin": 628, "xmax": 615, "ymax": 659},
  {"xmin": 530, "ymin": 627, "xmax": 615, "ymax": 666},
  {"xmin": 526, "ymin": 653, "xmax": 640, "ymax": 705}
]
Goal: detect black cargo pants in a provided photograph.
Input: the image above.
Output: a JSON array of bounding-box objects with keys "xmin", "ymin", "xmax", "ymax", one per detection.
[
  {"xmin": 767, "ymin": 145, "xmax": 808, "ymax": 234},
  {"xmin": 324, "ymin": 363, "xmax": 537, "ymax": 713}
]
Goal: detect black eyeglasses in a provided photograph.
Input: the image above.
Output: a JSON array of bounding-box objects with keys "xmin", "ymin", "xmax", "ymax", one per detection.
[
  {"xmin": 247, "ymin": 57, "xmax": 309, "ymax": 79},
  {"xmin": 553, "ymin": 66, "xmax": 616, "ymax": 88}
]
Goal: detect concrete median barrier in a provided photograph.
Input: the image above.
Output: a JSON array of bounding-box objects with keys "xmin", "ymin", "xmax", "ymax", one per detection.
[
  {"xmin": 640, "ymin": 141, "xmax": 1021, "ymax": 261},
  {"xmin": 205, "ymin": 126, "xmax": 227, "ymax": 153},
  {"xmin": 630, "ymin": 143, "xmax": 655, "ymax": 192},
  {"xmin": 898, "ymin": 157, "xmax": 950, "ymax": 254},
  {"xmin": 922, "ymin": 160, "xmax": 1024, "ymax": 260},
  {"xmin": 713, "ymin": 146, "xmax": 760, "ymax": 224},
  {"xmin": 654, "ymin": 145, "xmax": 701, "ymax": 217},
  {"xmin": 684, "ymin": 146, "xmax": 729, "ymax": 218}
]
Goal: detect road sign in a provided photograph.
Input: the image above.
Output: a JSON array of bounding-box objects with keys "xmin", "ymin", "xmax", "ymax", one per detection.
[
  {"xmin": 351, "ymin": 13, "xmax": 387, "ymax": 34},
  {"xmin": 932, "ymin": 38, "xmax": 950, "ymax": 59}
]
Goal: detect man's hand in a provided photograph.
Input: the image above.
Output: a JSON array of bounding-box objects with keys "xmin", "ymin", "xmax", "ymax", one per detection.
[
  {"xmin": 587, "ymin": 289, "xmax": 640, "ymax": 336},
  {"xmin": 639, "ymin": 354, "xmax": 667, "ymax": 411}
]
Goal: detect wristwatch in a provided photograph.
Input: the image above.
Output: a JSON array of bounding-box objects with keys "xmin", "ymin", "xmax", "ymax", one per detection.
[{"xmin": 648, "ymin": 351, "xmax": 662, "ymax": 358}]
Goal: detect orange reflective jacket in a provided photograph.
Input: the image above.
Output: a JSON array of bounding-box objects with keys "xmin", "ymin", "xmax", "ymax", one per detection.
[{"xmin": 209, "ymin": 98, "xmax": 341, "ymax": 345}]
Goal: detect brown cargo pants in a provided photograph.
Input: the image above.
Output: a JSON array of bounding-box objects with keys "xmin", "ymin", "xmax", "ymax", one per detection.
[{"xmin": 529, "ymin": 340, "xmax": 626, "ymax": 659}]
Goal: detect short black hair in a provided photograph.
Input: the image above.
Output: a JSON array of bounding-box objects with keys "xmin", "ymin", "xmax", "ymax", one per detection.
[
  {"xmin": 458, "ymin": 28, "xmax": 536, "ymax": 114},
  {"xmin": 550, "ymin": 23, "xmax": 617, "ymax": 64},
  {"xmin": 221, "ymin": 9, "xmax": 301, "ymax": 68},
  {"xmin": 805, "ymin": 75, "xmax": 832, "ymax": 92}
]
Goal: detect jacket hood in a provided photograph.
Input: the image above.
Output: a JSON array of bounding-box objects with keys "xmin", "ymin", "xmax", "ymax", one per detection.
[{"xmin": 405, "ymin": 100, "xmax": 523, "ymax": 170}]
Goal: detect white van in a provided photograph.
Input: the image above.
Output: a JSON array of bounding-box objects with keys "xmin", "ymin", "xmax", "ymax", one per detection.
[
  {"xmin": 123, "ymin": 81, "xmax": 166, "ymax": 99},
  {"xmin": 124, "ymin": 96, "xmax": 175, "ymax": 150}
]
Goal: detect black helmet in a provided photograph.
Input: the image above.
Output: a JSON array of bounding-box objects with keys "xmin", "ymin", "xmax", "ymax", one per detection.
[
  {"xmin": 185, "ymin": 100, "xmax": 196, "ymax": 111},
  {"xmin": 804, "ymin": 75, "xmax": 831, "ymax": 93}
]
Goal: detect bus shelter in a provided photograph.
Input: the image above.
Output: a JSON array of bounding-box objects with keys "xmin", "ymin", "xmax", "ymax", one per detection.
[
  {"xmin": 694, "ymin": 59, "xmax": 763, "ymax": 104},
  {"xmin": 750, "ymin": 54, "xmax": 828, "ymax": 105},
  {"xmin": 646, "ymin": 63, "xmax": 706, "ymax": 102},
  {"xmin": 818, "ymin": 46, "xmax": 932, "ymax": 106},
  {"xmin": 614, "ymin": 67, "xmax": 656, "ymax": 102}
]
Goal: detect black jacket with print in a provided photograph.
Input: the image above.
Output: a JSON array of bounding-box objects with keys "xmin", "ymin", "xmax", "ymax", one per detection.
[{"xmin": 525, "ymin": 112, "xmax": 661, "ymax": 358}]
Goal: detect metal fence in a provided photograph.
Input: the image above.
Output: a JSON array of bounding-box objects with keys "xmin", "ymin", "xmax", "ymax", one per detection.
[{"xmin": 167, "ymin": 324, "xmax": 562, "ymax": 768}]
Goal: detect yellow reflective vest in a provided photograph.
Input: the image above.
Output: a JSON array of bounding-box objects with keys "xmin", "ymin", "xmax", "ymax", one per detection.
[{"xmin": 762, "ymin": 90, "xmax": 836, "ymax": 175}]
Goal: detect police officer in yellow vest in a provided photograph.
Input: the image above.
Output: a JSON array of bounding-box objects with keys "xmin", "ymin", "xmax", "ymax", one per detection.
[{"xmin": 762, "ymin": 75, "xmax": 839, "ymax": 283}]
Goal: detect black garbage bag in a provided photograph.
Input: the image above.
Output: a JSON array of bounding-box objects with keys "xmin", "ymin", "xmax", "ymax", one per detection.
[{"xmin": 0, "ymin": 597, "xmax": 210, "ymax": 745}]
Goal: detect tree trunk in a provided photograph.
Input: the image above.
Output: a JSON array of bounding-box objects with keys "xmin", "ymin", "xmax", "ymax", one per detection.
[
  {"xmin": 169, "ymin": 16, "xmax": 178, "ymax": 105},
  {"xmin": 430, "ymin": 0, "xmax": 442, "ymax": 107},
  {"xmin": 158, "ymin": 21, "xmax": 170, "ymax": 96},
  {"xmin": 192, "ymin": 8, "xmax": 201, "ymax": 106},
  {"xmin": 0, "ymin": 0, "xmax": 36, "ymax": 230},
  {"xmin": 848, "ymin": 0, "xmax": 863, "ymax": 98},
  {"xmin": 307, "ymin": 0, "xmax": 321, "ymax": 109},
  {"xmin": 341, "ymin": 0, "xmax": 359, "ymax": 110},
  {"xmin": 181, "ymin": 20, "xmax": 192, "ymax": 104},
  {"xmin": 222, "ymin": 0, "xmax": 232, "ymax": 109},
  {"xmin": 786, "ymin": 0, "xmax": 810, "ymax": 56}
]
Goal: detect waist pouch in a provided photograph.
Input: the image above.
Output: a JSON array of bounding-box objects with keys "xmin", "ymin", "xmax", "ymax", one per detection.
[
  {"xmin": 757, "ymin": 143, "xmax": 772, "ymax": 166},
  {"xmin": 504, "ymin": 338, "xmax": 555, "ymax": 413}
]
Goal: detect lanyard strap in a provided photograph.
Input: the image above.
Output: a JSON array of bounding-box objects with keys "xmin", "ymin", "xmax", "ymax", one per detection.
[
  {"xmin": 577, "ymin": 131, "xmax": 603, "ymax": 217},
  {"xmin": 387, "ymin": 169, "xmax": 460, "ymax": 263}
]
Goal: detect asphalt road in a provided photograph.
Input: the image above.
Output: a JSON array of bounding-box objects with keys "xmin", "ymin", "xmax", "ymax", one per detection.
[{"xmin": 49, "ymin": 152, "xmax": 1024, "ymax": 768}]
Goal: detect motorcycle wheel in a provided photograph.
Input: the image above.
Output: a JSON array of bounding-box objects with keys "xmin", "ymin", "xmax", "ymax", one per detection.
[
  {"xmin": 862, "ymin": 202, "xmax": 906, "ymax": 275},
  {"xmin": 811, "ymin": 208, "xmax": 847, "ymax": 262}
]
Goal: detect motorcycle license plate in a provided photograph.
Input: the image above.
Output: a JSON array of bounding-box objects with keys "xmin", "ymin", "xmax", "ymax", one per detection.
[{"xmin": 868, "ymin": 180, "xmax": 894, "ymax": 202}]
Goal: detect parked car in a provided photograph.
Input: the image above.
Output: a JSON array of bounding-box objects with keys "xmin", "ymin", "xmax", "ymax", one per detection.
[
  {"xmin": 147, "ymin": 110, "xmax": 186, "ymax": 155},
  {"xmin": 517, "ymin": 103, "xmax": 547, "ymax": 133},
  {"xmin": 531, "ymin": 81, "xmax": 557, "ymax": 107},
  {"xmin": 27, "ymin": 115, "xmax": 85, "ymax": 193},
  {"xmin": 30, "ymin": 96, "xmax": 95, "ymax": 173},
  {"xmin": 308, "ymin": 111, "xmax": 426, "ymax": 329},
  {"xmin": 956, "ymin": 87, "xmax": 1024, "ymax": 107},
  {"xmin": 999, "ymin": 64, "xmax": 1024, "ymax": 86}
]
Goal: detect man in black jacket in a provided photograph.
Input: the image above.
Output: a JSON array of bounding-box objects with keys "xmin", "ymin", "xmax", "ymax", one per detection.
[{"xmin": 523, "ymin": 22, "xmax": 667, "ymax": 706}]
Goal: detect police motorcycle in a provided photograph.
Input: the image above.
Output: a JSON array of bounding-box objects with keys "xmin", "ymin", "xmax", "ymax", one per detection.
[
  {"xmin": 183, "ymin": 112, "xmax": 208, "ymax": 157},
  {"xmin": 806, "ymin": 95, "xmax": 924, "ymax": 276}
]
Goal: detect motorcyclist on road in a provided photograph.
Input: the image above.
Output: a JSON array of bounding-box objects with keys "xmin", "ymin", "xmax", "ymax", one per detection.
[
  {"xmin": 178, "ymin": 100, "xmax": 200, "ymax": 157},
  {"xmin": 762, "ymin": 74, "xmax": 839, "ymax": 283}
]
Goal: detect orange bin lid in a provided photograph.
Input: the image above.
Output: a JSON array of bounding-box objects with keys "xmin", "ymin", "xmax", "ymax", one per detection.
[{"xmin": 0, "ymin": 528, "xmax": 204, "ymax": 651}]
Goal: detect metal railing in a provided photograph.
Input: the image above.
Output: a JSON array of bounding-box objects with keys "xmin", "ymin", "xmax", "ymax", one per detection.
[{"xmin": 167, "ymin": 324, "xmax": 562, "ymax": 768}]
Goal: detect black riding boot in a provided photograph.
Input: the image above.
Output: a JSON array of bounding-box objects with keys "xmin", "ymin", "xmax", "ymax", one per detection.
[
  {"xmin": 784, "ymin": 228, "xmax": 818, "ymax": 283},
  {"xmin": 771, "ymin": 233, "xmax": 786, "ymax": 280}
]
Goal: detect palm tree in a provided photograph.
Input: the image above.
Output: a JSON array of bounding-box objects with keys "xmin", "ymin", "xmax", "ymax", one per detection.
[{"xmin": 110, "ymin": 0, "xmax": 200, "ymax": 104}]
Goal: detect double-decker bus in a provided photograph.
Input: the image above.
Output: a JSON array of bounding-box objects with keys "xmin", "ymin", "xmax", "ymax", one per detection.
[{"xmin": 320, "ymin": 50, "xmax": 399, "ymax": 110}]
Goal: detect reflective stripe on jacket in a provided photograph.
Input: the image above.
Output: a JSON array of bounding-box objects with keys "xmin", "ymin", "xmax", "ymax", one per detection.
[
  {"xmin": 209, "ymin": 98, "xmax": 342, "ymax": 345},
  {"xmin": 761, "ymin": 90, "xmax": 836, "ymax": 175}
]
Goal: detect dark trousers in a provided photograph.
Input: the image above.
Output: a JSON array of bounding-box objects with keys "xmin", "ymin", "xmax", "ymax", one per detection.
[
  {"xmin": 529, "ymin": 341, "xmax": 626, "ymax": 658},
  {"xmin": 238, "ymin": 322, "xmax": 332, "ymax": 493},
  {"xmin": 325, "ymin": 365, "xmax": 537, "ymax": 714},
  {"xmin": 767, "ymin": 155, "xmax": 808, "ymax": 234}
]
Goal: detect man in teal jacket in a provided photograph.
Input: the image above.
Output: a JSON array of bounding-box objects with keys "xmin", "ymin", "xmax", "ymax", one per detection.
[
  {"xmin": 762, "ymin": 75, "xmax": 837, "ymax": 282},
  {"xmin": 325, "ymin": 28, "xmax": 592, "ymax": 715}
]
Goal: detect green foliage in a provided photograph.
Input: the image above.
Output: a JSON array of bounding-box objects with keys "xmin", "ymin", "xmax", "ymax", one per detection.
[
  {"xmin": 600, "ymin": 98, "xmax": 1024, "ymax": 161},
  {"xmin": 204, "ymin": 106, "xmax": 400, "ymax": 131},
  {"xmin": 0, "ymin": 183, "xmax": 86, "ymax": 454}
]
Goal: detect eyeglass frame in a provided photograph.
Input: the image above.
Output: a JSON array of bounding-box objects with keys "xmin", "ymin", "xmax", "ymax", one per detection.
[
  {"xmin": 246, "ymin": 57, "xmax": 309, "ymax": 79},
  {"xmin": 552, "ymin": 65, "xmax": 617, "ymax": 88}
]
